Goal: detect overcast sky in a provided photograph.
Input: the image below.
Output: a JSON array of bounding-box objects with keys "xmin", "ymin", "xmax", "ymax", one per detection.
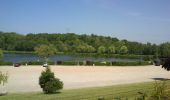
[{"xmin": 0, "ymin": 0, "xmax": 170, "ymax": 44}]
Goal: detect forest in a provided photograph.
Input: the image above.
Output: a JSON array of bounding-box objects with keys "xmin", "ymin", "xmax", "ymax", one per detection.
[{"xmin": 0, "ymin": 31, "xmax": 170, "ymax": 57}]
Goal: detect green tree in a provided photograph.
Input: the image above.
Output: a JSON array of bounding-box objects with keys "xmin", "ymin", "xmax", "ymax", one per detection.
[
  {"xmin": 76, "ymin": 45, "xmax": 86, "ymax": 53},
  {"xmin": 0, "ymin": 49, "xmax": 3, "ymax": 60},
  {"xmin": 108, "ymin": 46, "xmax": 116, "ymax": 54},
  {"xmin": 97, "ymin": 46, "xmax": 106, "ymax": 54},
  {"xmin": 0, "ymin": 31, "xmax": 163, "ymax": 56},
  {"xmin": 39, "ymin": 67, "xmax": 63, "ymax": 94},
  {"xmin": 143, "ymin": 42, "xmax": 153, "ymax": 55},
  {"xmin": 162, "ymin": 58, "xmax": 170, "ymax": 71},
  {"xmin": 86, "ymin": 45, "xmax": 96, "ymax": 53},
  {"xmin": 76, "ymin": 44, "xmax": 95, "ymax": 53},
  {"xmin": 119, "ymin": 45, "xmax": 128, "ymax": 54},
  {"xmin": 15, "ymin": 40, "xmax": 37, "ymax": 51},
  {"xmin": 34, "ymin": 45, "xmax": 57, "ymax": 64},
  {"xmin": 115, "ymin": 41, "xmax": 125, "ymax": 53},
  {"xmin": 127, "ymin": 42, "xmax": 143, "ymax": 55},
  {"xmin": 159, "ymin": 42, "xmax": 170, "ymax": 57}
]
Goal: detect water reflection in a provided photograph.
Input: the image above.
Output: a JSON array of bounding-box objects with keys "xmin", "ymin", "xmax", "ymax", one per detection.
[{"xmin": 3, "ymin": 53, "xmax": 141, "ymax": 63}]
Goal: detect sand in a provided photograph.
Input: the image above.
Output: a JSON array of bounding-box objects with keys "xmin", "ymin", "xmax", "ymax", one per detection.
[{"xmin": 0, "ymin": 65, "xmax": 170, "ymax": 93}]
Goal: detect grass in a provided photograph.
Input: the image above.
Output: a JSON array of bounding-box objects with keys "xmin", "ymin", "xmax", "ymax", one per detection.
[{"xmin": 0, "ymin": 81, "xmax": 170, "ymax": 100}]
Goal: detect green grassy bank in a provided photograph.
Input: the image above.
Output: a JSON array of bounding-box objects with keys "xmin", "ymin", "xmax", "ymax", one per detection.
[{"xmin": 0, "ymin": 81, "xmax": 170, "ymax": 100}]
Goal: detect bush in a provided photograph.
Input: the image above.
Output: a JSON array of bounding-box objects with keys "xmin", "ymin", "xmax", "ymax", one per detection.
[
  {"xmin": 47, "ymin": 61, "xmax": 55, "ymax": 65},
  {"xmin": 20, "ymin": 61, "xmax": 55, "ymax": 65},
  {"xmin": 0, "ymin": 61, "xmax": 13, "ymax": 66},
  {"xmin": 39, "ymin": 67, "xmax": 63, "ymax": 94},
  {"xmin": 0, "ymin": 71, "xmax": 8, "ymax": 85},
  {"xmin": 111, "ymin": 61, "xmax": 151, "ymax": 66},
  {"xmin": 162, "ymin": 58, "xmax": 170, "ymax": 71},
  {"xmin": 62, "ymin": 61, "xmax": 77, "ymax": 65},
  {"xmin": 150, "ymin": 81, "xmax": 169, "ymax": 100},
  {"xmin": 21, "ymin": 61, "xmax": 43, "ymax": 65},
  {"xmin": 57, "ymin": 61, "xmax": 63, "ymax": 65},
  {"xmin": 86, "ymin": 60, "xmax": 93, "ymax": 65}
]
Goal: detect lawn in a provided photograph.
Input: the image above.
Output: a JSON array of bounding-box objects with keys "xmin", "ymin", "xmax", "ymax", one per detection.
[{"xmin": 0, "ymin": 81, "xmax": 170, "ymax": 100}]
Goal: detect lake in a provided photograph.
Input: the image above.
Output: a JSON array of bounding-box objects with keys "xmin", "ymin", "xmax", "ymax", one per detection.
[{"xmin": 3, "ymin": 53, "xmax": 142, "ymax": 63}]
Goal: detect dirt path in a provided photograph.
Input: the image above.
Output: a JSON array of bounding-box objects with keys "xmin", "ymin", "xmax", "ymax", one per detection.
[{"xmin": 0, "ymin": 65, "xmax": 169, "ymax": 93}]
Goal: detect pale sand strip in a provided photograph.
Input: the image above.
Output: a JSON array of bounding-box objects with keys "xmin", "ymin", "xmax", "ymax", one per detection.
[{"xmin": 0, "ymin": 65, "xmax": 170, "ymax": 93}]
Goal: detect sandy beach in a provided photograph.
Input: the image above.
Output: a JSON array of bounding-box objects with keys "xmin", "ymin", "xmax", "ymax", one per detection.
[{"xmin": 0, "ymin": 65, "xmax": 170, "ymax": 93}]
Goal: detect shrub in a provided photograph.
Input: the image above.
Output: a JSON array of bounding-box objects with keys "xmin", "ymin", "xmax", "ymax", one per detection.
[
  {"xmin": 0, "ymin": 71, "xmax": 8, "ymax": 85},
  {"xmin": 47, "ymin": 61, "xmax": 55, "ymax": 65},
  {"xmin": 162, "ymin": 58, "xmax": 170, "ymax": 71},
  {"xmin": 0, "ymin": 71, "xmax": 8, "ymax": 96},
  {"xmin": 111, "ymin": 61, "xmax": 151, "ymax": 66},
  {"xmin": 0, "ymin": 61, "xmax": 13, "ymax": 66},
  {"xmin": 86, "ymin": 60, "xmax": 93, "ymax": 65},
  {"xmin": 20, "ymin": 61, "xmax": 55, "ymax": 65},
  {"xmin": 136, "ymin": 92, "xmax": 148, "ymax": 100},
  {"xmin": 149, "ymin": 81, "xmax": 169, "ymax": 100},
  {"xmin": 27, "ymin": 61, "xmax": 43, "ymax": 65},
  {"xmin": 62, "ymin": 61, "xmax": 77, "ymax": 65},
  {"xmin": 57, "ymin": 61, "xmax": 63, "ymax": 65},
  {"xmin": 39, "ymin": 67, "xmax": 63, "ymax": 94}
]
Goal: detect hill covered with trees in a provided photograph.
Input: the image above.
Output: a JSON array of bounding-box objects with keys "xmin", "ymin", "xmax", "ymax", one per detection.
[{"xmin": 0, "ymin": 31, "xmax": 170, "ymax": 57}]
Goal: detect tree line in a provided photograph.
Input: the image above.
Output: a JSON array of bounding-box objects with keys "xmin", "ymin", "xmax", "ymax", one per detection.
[{"xmin": 0, "ymin": 31, "xmax": 170, "ymax": 57}]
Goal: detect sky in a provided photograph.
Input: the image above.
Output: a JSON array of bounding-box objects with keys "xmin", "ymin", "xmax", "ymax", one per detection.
[{"xmin": 0, "ymin": 0, "xmax": 170, "ymax": 44}]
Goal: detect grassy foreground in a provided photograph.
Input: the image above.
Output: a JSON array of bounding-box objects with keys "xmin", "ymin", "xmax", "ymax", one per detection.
[{"xmin": 0, "ymin": 81, "xmax": 170, "ymax": 100}]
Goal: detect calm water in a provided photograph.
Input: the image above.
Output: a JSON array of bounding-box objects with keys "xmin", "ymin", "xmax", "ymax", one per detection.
[{"xmin": 3, "ymin": 53, "xmax": 141, "ymax": 63}]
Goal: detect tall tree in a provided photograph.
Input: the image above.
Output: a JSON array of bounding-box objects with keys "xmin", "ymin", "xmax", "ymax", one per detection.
[
  {"xmin": 97, "ymin": 46, "xmax": 106, "ymax": 54},
  {"xmin": 0, "ymin": 49, "xmax": 3, "ymax": 60},
  {"xmin": 0, "ymin": 31, "xmax": 166, "ymax": 56},
  {"xmin": 159, "ymin": 42, "xmax": 170, "ymax": 57},
  {"xmin": 34, "ymin": 45, "xmax": 57, "ymax": 64},
  {"xmin": 162, "ymin": 58, "xmax": 170, "ymax": 71},
  {"xmin": 119, "ymin": 45, "xmax": 128, "ymax": 54},
  {"xmin": 108, "ymin": 46, "xmax": 116, "ymax": 54}
]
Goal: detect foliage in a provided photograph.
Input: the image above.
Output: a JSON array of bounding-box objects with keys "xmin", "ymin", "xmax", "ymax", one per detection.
[
  {"xmin": 39, "ymin": 67, "xmax": 63, "ymax": 94},
  {"xmin": 108, "ymin": 46, "xmax": 116, "ymax": 54},
  {"xmin": 159, "ymin": 42, "xmax": 170, "ymax": 57},
  {"xmin": 98, "ymin": 46, "xmax": 106, "ymax": 54},
  {"xmin": 20, "ymin": 61, "xmax": 43, "ymax": 65},
  {"xmin": 0, "ymin": 71, "xmax": 8, "ymax": 86},
  {"xmin": 61, "ymin": 61, "xmax": 78, "ymax": 65},
  {"xmin": 162, "ymin": 58, "xmax": 170, "ymax": 71},
  {"xmin": 0, "ymin": 61, "xmax": 13, "ymax": 66},
  {"xmin": 76, "ymin": 44, "xmax": 95, "ymax": 53},
  {"xmin": 0, "ymin": 32, "xmax": 169, "ymax": 56},
  {"xmin": 0, "ymin": 49, "xmax": 3, "ymax": 60},
  {"xmin": 119, "ymin": 46, "xmax": 128, "ymax": 54},
  {"xmin": 0, "ymin": 61, "xmax": 151, "ymax": 66},
  {"xmin": 136, "ymin": 92, "xmax": 148, "ymax": 100},
  {"xmin": 150, "ymin": 81, "xmax": 169, "ymax": 100},
  {"xmin": 111, "ymin": 61, "xmax": 151, "ymax": 66},
  {"xmin": 34, "ymin": 45, "xmax": 57, "ymax": 64},
  {"xmin": 34, "ymin": 45, "xmax": 57, "ymax": 58}
]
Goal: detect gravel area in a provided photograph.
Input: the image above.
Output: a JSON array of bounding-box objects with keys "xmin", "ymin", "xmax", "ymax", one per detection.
[{"xmin": 0, "ymin": 65, "xmax": 169, "ymax": 93}]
